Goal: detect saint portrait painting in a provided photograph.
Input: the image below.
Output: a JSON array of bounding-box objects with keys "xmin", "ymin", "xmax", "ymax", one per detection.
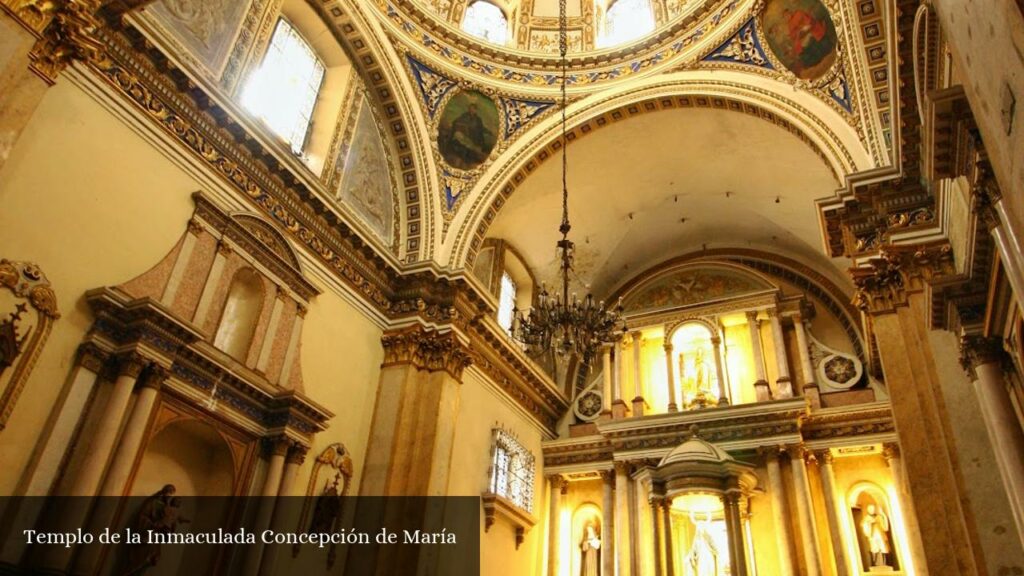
[
  {"xmin": 438, "ymin": 90, "xmax": 499, "ymax": 170},
  {"xmin": 762, "ymin": 0, "xmax": 839, "ymax": 80}
]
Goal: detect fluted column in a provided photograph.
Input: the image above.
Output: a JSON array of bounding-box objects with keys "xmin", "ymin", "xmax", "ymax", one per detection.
[
  {"xmin": 746, "ymin": 312, "xmax": 771, "ymax": 401},
  {"xmin": 548, "ymin": 475, "xmax": 567, "ymax": 576},
  {"xmin": 960, "ymin": 335, "xmax": 1024, "ymax": 546},
  {"xmin": 710, "ymin": 336, "xmax": 729, "ymax": 405},
  {"xmin": 601, "ymin": 470, "xmax": 615, "ymax": 576},
  {"xmin": 787, "ymin": 445, "xmax": 822, "ymax": 576},
  {"xmin": 664, "ymin": 343, "xmax": 678, "ymax": 412},
  {"xmin": 602, "ymin": 344, "xmax": 614, "ymax": 416},
  {"xmin": 649, "ymin": 496, "xmax": 664, "ymax": 576},
  {"xmin": 661, "ymin": 500, "xmax": 675, "ymax": 576},
  {"xmin": 722, "ymin": 491, "xmax": 749, "ymax": 576},
  {"xmin": 792, "ymin": 313, "xmax": 820, "ymax": 407},
  {"xmin": 760, "ymin": 446, "xmax": 795, "ymax": 576},
  {"xmin": 614, "ymin": 461, "xmax": 632, "ymax": 576},
  {"xmin": 814, "ymin": 451, "xmax": 850, "ymax": 576},
  {"xmin": 768, "ymin": 309, "xmax": 793, "ymax": 398},
  {"xmin": 883, "ymin": 444, "xmax": 928, "ymax": 574}
]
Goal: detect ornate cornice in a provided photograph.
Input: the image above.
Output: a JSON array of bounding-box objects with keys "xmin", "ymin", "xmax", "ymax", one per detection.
[
  {"xmin": 958, "ymin": 335, "xmax": 1008, "ymax": 378},
  {"xmin": 851, "ymin": 243, "xmax": 955, "ymax": 314},
  {"xmin": 380, "ymin": 325, "xmax": 473, "ymax": 380}
]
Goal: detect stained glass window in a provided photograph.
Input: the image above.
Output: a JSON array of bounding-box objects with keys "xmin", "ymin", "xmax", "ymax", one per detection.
[
  {"xmin": 242, "ymin": 19, "xmax": 325, "ymax": 155},
  {"xmin": 489, "ymin": 429, "xmax": 535, "ymax": 512},
  {"xmin": 598, "ymin": 0, "xmax": 655, "ymax": 48},
  {"xmin": 498, "ymin": 272, "xmax": 517, "ymax": 334},
  {"xmin": 462, "ymin": 1, "xmax": 508, "ymax": 45}
]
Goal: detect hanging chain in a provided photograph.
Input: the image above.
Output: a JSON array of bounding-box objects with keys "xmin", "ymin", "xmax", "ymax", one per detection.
[{"xmin": 558, "ymin": 0, "xmax": 570, "ymax": 238}]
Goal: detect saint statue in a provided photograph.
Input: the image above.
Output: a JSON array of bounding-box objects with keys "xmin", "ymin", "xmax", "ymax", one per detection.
[
  {"xmin": 579, "ymin": 520, "xmax": 600, "ymax": 576},
  {"xmin": 860, "ymin": 504, "xmax": 892, "ymax": 568},
  {"xmin": 684, "ymin": 511, "xmax": 719, "ymax": 576},
  {"xmin": 121, "ymin": 485, "xmax": 190, "ymax": 576},
  {"xmin": 680, "ymin": 347, "xmax": 715, "ymax": 408}
]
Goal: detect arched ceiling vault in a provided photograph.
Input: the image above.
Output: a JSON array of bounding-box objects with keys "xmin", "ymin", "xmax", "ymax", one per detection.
[{"xmin": 438, "ymin": 71, "xmax": 872, "ymax": 294}]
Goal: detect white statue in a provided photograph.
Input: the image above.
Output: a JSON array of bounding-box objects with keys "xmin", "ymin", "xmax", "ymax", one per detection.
[
  {"xmin": 579, "ymin": 521, "xmax": 600, "ymax": 576},
  {"xmin": 684, "ymin": 511, "xmax": 719, "ymax": 576},
  {"xmin": 860, "ymin": 504, "xmax": 891, "ymax": 567}
]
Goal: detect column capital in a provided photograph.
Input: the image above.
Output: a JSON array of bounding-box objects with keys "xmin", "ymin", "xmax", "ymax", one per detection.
[
  {"xmin": 286, "ymin": 444, "xmax": 309, "ymax": 465},
  {"xmin": 755, "ymin": 445, "xmax": 784, "ymax": 463},
  {"xmin": 721, "ymin": 491, "xmax": 743, "ymax": 506},
  {"xmin": 784, "ymin": 444, "xmax": 806, "ymax": 460},
  {"xmin": 216, "ymin": 239, "xmax": 234, "ymax": 256},
  {"xmin": 613, "ymin": 460, "xmax": 632, "ymax": 476},
  {"xmin": 745, "ymin": 310, "xmax": 760, "ymax": 323},
  {"xmin": 265, "ymin": 435, "xmax": 293, "ymax": 457},
  {"xmin": 710, "ymin": 336, "xmax": 721, "ymax": 345},
  {"xmin": 851, "ymin": 243, "xmax": 955, "ymax": 314},
  {"xmin": 138, "ymin": 364, "xmax": 169, "ymax": 390},
  {"xmin": 958, "ymin": 335, "xmax": 1007, "ymax": 377},
  {"xmin": 882, "ymin": 442, "xmax": 900, "ymax": 463},
  {"xmin": 186, "ymin": 219, "xmax": 205, "ymax": 236},
  {"xmin": 77, "ymin": 342, "xmax": 110, "ymax": 373},
  {"xmin": 380, "ymin": 326, "xmax": 473, "ymax": 380},
  {"xmin": 813, "ymin": 449, "xmax": 834, "ymax": 465},
  {"xmin": 767, "ymin": 307, "xmax": 781, "ymax": 319},
  {"xmin": 663, "ymin": 342, "xmax": 673, "ymax": 353},
  {"xmin": 116, "ymin": 352, "xmax": 148, "ymax": 379},
  {"xmin": 971, "ymin": 160, "xmax": 1003, "ymax": 231},
  {"xmin": 600, "ymin": 469, "xmax": 615, "ymax": 484}
]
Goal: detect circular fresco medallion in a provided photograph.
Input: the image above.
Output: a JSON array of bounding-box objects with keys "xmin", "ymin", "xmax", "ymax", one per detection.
[
  {"xmin": 437, "ymin": 90, "xmax": 499, "ymax": 170},
  {"xmin": 762, "ymin": 0, "xmax": 839, "ymax": 81}
]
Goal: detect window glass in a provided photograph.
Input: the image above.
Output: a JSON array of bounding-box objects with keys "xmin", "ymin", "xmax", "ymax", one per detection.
[
  {"xmin": 498, "ymin": 272, "xmax": 517, "ymax": 334},
  {"xmin": 489, "ymin": 429, "xmax": 535, "ymax": 512},
  {"xmin": 598, "ymin": 0, "xmax": 655, "ymax": 48},
  {"xmin": 462, "ymin": 2, "xmax": 508, "ymax": 45},
  {"xmin": 243, "ymin": 19, "xmax": 325, "ymax": 155}
]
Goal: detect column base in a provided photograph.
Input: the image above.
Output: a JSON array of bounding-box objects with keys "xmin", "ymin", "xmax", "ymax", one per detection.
[
  {"xmin": 599, "ymin": 409, "xmax": 613, "ymax": 421},
  {"xmin": 668, "ymin": 403, "xmax": 679, "ymax": 412},
  {"xmin": 754, "ymin": 380, "xmax": 772, "ymax": 402},
  {"xmin": 776, "ymin": 377, "xmax": 793, "ymax": 398},
  {"xmin": 612, "ymin": 399, "xmax": 631, "ymax": 419},
  {"xmin": 631, "ymin": 397, "xmax": 647, "ymax": 417},
  {"xmin": 802, "ymin": 384, "xmax": 821, "ymax": 409}
]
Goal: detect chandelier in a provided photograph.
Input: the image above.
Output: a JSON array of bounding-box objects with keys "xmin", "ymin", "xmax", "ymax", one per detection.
[{"xmin": 511, "ymin": 0, "xmax": 626, "ymax": 364}]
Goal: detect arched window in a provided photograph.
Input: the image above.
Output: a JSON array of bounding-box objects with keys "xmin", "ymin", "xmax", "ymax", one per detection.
[
  {"xmin": 598, "ymin": 0, "xmax": 655, "ymax": 47},
  {"xmin": 497, "ymin": 272, "xmax": 517, "ymax": 334},
  {"xmin": 214, "ymin": 269, "xmax": 265, "ymax": 360},
  {"xmin": 462, "ymin": 1, "xmax": 508, "ymax": 45},
  {"xmin": 242, "ymin": 18, "xmax": 326, "ymax": 155}
]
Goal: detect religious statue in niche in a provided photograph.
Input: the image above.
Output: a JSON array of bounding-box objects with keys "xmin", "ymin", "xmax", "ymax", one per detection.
[
  {"xmin": 852, "ymin": 491, "xmax": 899, "ymax": 572},
  {"xmin": 120, "ymin": 485, "xmax": 191, "ymax": 575},
  {"xmin": 680, "ymin": 347, "xmax": 716, "ymax": 408},
  {"xmin": 684, "ymin": 512, "xmax": 721, "ymax": 576},
  {"xmin": 437, "ymin": 90, "xmax": 498, "ymax": 170},
  {"xmin": 294, "ymin": 443, "xmax": 353, "ymax": 568},
  {"xmin": 762, "ymin": 0, "xmax": 839, "ymax": 80},
  {"xmin": 578, "ymin": 519, "xmax": 601, "ymax": 576}
]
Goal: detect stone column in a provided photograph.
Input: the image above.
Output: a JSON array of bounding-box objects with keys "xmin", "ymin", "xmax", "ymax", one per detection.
[
  {"xmin": 98, "ymin": 366, "xmax": 167, "ymax": 496},
  {"xmin": 787, "ymin": 445, "xmax": 822, "ymax": 576},
  {"xmin": 974, "ymin": 168, "xmax": 1024, "ymax": 311},
  {"xmin": 631, "ymin": 331, "xmax": 646, "ymax": 416},
  {"xmin": 759, "ymin": 446, "xmax": 795, "ymax": 576},
  {"xmin": 664, "ymin": 343, "xmax": 678, "ymax": 412},
  {"xmin": 746, "ymin": 312, "xmax": 771, "ymax": 401},
  {"xmin": 649, "ymin": 496, "xmax": 663, "ymax": 576},
  {"xmin": 602, "ymin": 344, "xmax": 614, "ymax": 416},
  {"xmin": 66, "ymin": 353, "xmax": 148, "ymax": 496},
  {"xmin": 721, "ymin": 491, "xmax": 749, "ymax": 576},
  {"xmin": 614, "ymin": 336, "xmax": 630, "ymax": 418},
  {"xmin": 959, "ymin": 335, "xmax": 1024, "ymax": 547},
  {"xmin": 851, "ymin": 248, "xmax": 982, "ymax": 575},
  {"xmin": 259, "ymin": 444, "xmax": 308, "ymax": 576},
  {"xmin": 710, "ymin": 336, "xmax": 729, "ymax": 405},
  {"xmin": 661, "ymin": 500, "xmax": 675, "ymax": 576},
  {"xmin": 614, "ymin": 461, "xmax": 632, "ymax": 576},
  {"xmin": 244, "ymin": 437, "xmax": 290, "ymax": 575},
  {"xmin": 791, "ymin": 313, "xmax": 820, "ymax": 408},
  {"xmin": 547, "ymin": 475, "xmax": 567, "ymax": 576},
  {"xmin": 882, "ymin": 443, "xmax": 928, "ymax": 573},
  {"xmin": 814, "ymin": 451, "xmax": 850, "ymax": 576},
  {"xmin": 601, "ymin": 470, "xmax": 615, "ymax": 576},
  {"xmin": 768, "ymin": 309, "xmax": 793, "ymax": 398}
]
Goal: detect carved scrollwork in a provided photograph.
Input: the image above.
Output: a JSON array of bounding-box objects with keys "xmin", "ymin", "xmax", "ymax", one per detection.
[{"xmin": 380, "ymin": 326, "xmax": 473, "ymax": 379}]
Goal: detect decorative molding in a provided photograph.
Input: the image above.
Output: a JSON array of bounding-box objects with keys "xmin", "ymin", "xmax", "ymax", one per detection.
[
  {"xmin": 380, "ymin": 325, "xmax": 473, "ymax": 379},
  {"xmin": 958, "ymin": 335, "xmax": 1008, "ymax": 379},
  {"xmin": 481, "ymin": 492, "xmax": 537, "ymax": 549}
]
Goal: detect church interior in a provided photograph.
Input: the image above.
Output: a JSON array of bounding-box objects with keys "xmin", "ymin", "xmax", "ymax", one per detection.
[{"xmin": 1, "ymin": 0, "xmax": 1023, "ymax": 574}]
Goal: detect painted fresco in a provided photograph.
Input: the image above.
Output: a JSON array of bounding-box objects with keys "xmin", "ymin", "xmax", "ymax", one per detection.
[
  {"xmin": 149, "ymin": 0, "xmax": 252, "ymax": 77},
  {"xmin": 339, "ymin": 97, "xmax": 394, "ymax": 243},
  {"xmin": 437, "ymin": 90, "xmax": 499, "ymax": 170},
  {"xmin": 622, "ymin": 266, "xmax": 772, "ymax": 312},
  {"xmin": 762, "ymin": 0, "xmax": 838, "ymax": 80}
]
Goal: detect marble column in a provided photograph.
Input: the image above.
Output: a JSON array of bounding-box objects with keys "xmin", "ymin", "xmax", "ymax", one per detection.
[
  {"xmin": 259, "ymin": 444, "xmax": 308, "ymax": 576},
  {"xmin": 664, "ymin": 343, "xmax": 679, "ymax": 412},
  {"xmin": 99, "ymin": 366, "xmax": 167, "ymax": 496},
  {"xmin": 614, "ymin": 337, "xmax": 630, "ymax": 418},
  {"xmin": 66, "ymin": 353, "xmax": 148, "ymax": 497},
  {"xmin": 602, "ymin": 344, "xmax": 614, "ymax": 416},
  {"xmin": 787, "ymin": 445, "xmax": 822, "ymax": 576},
  {"xmin": 746, "ymin": 312, "xmax": 771, "ymax": 401},
  {"xmin": 960, "ymin": 335, "xmax": 1024, "ymax": 547},
  {"xmin": 632, "ymin": 331, "xmax": 645, "ymax": 416},
  {"xmin": 548, "ymin": 475, "xmax": 567, "ymax": 576},
  {"xmin": 649, "ymin": 496, "xmax": 664, "ymax": 576},
  {"xmin": 974, "ymin": 170, "xmax": 1024, "ymax": 311},
  {"xmin": 721, "ymin": 491, "xmax": 749, "ymax": 576},
  {"xmin": 792, "ymin": 313, "xmax": 820, "ymax": 408},
  {"xmin": 882, "ymin": 443, "xmax": 928, "ymax": 573},
  {"xmin": 710, "ymin": 336, "xmax": 729, "ymax": 405},
  {"xmin": 244, "ymin": 437, "xmax": 291, "ymax": 575},
  {"xmin": 601, "ymin": 470, "xmax": 615, "ymax": 576},
  {"xmin": 768, "ymin": 309, "xmax": 793, "ymax": 398},
  {"xmin": 614, "ymin": 461, "xmax": 632, "ymax": 576},
  {"xmin": 760, "ymin": 447, "xmax": 795, "ymax": 576},
  {"xmin": 661, "ymin": 500, "xmax": 675, "ymax": 576},
  {"xmin": 814, "ymin": 451, "xmax": 850, "ymax": 576}
]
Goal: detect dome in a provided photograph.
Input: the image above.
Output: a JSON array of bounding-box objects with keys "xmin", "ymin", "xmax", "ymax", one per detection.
[{"xmin": 658, "ymin": 429, "xmax": 734, "ymax": 467}]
